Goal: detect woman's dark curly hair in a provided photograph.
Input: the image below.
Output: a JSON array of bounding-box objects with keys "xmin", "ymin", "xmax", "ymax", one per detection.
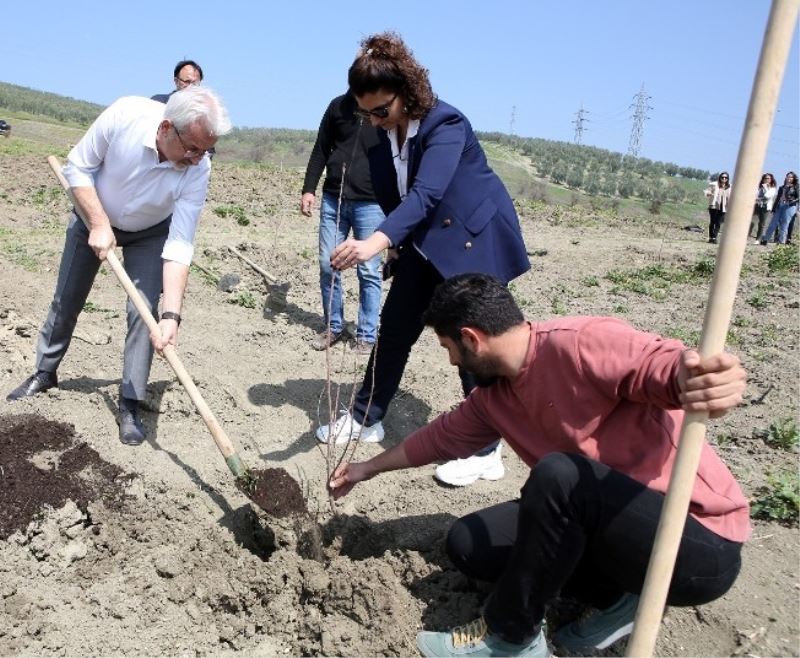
[{"xmin": 347, "ymin": 32, "xmax": 436, "ymax": 120}]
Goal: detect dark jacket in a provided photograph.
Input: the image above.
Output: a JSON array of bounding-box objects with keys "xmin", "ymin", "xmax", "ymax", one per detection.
[
  {"xmin": 775, "ymin": 183, "xmax": 799, "ymax": 207},
  {"xmin": 302, "ymin": 93, "xmax": 381, "ymax": 201},
  {"xmin": 368, "ymin": 100, "xmax": 530, "ymax": 284}
]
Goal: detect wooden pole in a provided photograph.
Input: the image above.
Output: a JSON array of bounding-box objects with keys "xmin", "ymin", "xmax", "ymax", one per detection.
[
  {"xmin": 626, "ymin": 2, "xmax": 800, "ymax": 656},
  {"xmin": 47, "ymin": 155, "xmax": 249, "ymax": 479}
]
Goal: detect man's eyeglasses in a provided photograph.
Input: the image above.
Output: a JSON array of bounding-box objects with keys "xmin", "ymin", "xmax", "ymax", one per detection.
[
  {"xmin": 355, "ymin": 94, "xmax": 398, "ymax": 120},
  {"xmin": 173, "ymin": 125, "xmax": 208, "ymax": 157}
]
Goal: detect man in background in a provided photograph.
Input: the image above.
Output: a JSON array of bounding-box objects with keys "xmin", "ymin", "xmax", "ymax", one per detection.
[
  {"xmin": 152, "ymin": 59, "xmax": 203, "ymax": 103},
  {"xmin": 300, "ymin": 92, "xmax": 385, "ymax": 355}
]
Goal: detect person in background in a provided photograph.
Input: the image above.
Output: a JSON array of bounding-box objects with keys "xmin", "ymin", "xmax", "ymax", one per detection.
[
  {"xmin": 152, "ymin": 59, "xmax": 203, "ymax": 103},
  {"xmin": 300, "ymin": 92, "xmax": 385, "ymax": 355},
  {"xmin": 330, "ymin": 273, "xmax": 749, "ymax": 658},
  {"xmin": 704, "ymin": 171, "xmax": 731, "ymax": 244},
  {"xmin": 760, "ymin": 171, "xmax": 799, "ymax": 246},
  {"xmin": 6, "ymin": 87, "xmax": 231, "ymax": 447},
  {"xmin": 152, "ymin": 60, "xmax": 215, "ymax": 160},
  {"xmin": 315, "ymin": 32, "xmax": 530, "ymax": 487},
  {"xmin": 750, "ymin": 173, "xmax": 777, "ymax": 243}
]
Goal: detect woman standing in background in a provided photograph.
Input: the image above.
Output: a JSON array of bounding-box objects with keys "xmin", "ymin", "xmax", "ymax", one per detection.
[
  {"xmin": 704, "ymin": 172, "xmax": 731, "ymax": 244},
  {"xmin": 761, "ymin": 171, "xmax": 799, "ymax": 245},
  {"xmin": 750, "ymin": 173, "xmax": 777, "ymax": 243}
]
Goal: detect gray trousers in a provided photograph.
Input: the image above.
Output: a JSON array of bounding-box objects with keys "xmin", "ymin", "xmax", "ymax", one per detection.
[{"xmin": 36, "ymin": 213, "xmax": 170, "ymax": 401}]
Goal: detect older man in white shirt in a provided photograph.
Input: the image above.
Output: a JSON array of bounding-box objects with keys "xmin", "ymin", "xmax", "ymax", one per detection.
[{"xmin": 7, "ymin": 86, "xmax": 231, "ymax": 446}]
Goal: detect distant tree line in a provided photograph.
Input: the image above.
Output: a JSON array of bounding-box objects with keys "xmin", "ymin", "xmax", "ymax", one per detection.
[
  {"xmin": 216, "ymin": 127, "xmax": 317, "ymax": 167},
  {"xmin": 477, "ymin": 132, "xmax": 710, "ymax": 204},
  {"xmin": 0, "ymin": 81, "xmax": 103, "ymax": 125}
]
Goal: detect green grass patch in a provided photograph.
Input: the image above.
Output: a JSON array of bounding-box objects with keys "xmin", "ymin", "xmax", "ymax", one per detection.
[
  {"xmin": 751, "ymin": 471, "xmax": 799, "ymax": 525},
  {"xmin": 213, "ymin": 205, "xmax": 249, "ymax": 226},
  {"xmin": 766, "ymin": 244, "xmax": 799, "ymax": 274},
  {"xmin": 746, "ymin": 292, "xmax": 768, "ymax": 309},
  {"xmin": 31, "ymin": 185, "xmax": 63, "ymax": 206},
  {"xmin": 757, "ymin": 418, "xmax": 799, "ymax": 452},
  {"xmin": 229, "ymin": 289, "xmax": 257, "ymax": 309},
  {"xmin": 605, "ymin": 262, "xmax": 706, "ymax": 300}
]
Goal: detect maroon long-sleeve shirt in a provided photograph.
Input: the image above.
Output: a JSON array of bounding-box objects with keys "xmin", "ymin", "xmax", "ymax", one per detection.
[{"xmin": 404, "ymin": 317, "xmax": 751, "ymax": 543}]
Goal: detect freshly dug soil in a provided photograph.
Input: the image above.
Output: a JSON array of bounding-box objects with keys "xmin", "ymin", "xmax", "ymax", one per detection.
[
  {"xmin": 239, "ymin": 467, "xmax": 306, "ymax": 518},
  {"xmin": 0, "ymin": 414, "xmax": 129, "ymax": 539}
]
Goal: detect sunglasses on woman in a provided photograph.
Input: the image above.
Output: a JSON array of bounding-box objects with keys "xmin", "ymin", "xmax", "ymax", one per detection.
[{"xmin": 355, "ymin": 94, "xmax": 398, "ymax": 120}]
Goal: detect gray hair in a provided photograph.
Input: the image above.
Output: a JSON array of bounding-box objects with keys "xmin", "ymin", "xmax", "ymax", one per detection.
[{"xmin": 164, "ymin": 86, "xmax": 232, "ymax": 137}]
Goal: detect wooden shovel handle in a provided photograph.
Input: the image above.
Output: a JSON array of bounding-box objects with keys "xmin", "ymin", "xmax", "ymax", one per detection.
[
  {"xmin": 626, "ymin": 2, "xmax": 800, "ymax": 656},
  {"xmin": 47, "ymin": 155, "xmax": 246, "ymax": 477}
]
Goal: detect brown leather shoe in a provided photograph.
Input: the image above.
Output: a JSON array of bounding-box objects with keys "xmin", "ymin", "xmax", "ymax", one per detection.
[
  {"xmin": 6, "ymin": 370, "xmax": 58, "ymax": 402},
  {"xmin": 353, "ymin": 339, "xmax": 375, "ymax": 357},
  {"xmin": 310, "ymin": 330, "xmax": 344, "ymax": 351}
]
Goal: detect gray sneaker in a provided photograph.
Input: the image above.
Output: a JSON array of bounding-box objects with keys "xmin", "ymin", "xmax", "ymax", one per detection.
[
  {"xmin": 554, "ymin": 593, "xmax": 639, "ymax": 652},
  {"xmin": 417, "ymin": 617, "xmax": 550, "ymax": 657}
]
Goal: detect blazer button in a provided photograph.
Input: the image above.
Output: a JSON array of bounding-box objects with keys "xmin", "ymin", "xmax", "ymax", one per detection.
[
  {"xmin": 442, "ymin": 218, "xmax": 452, "ymax": 227},
  {"xmin": 465, "ymin": 241, "xmax": 473, "ymax": 249}
]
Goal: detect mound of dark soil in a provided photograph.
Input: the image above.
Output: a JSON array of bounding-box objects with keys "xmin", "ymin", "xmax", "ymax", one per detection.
[
  {"xmin": 240, "ymin": 467, "xmax": 306, "ymax": 518},
  {"xmin": 0, "ymin": 414, "xmax": 129, "ymax": 538}
]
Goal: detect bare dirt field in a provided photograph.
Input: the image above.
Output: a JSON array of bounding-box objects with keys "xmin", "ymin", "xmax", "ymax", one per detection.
[{"xmin": 1, "ymin": 134, "xmax": 798, "ymax": 656}]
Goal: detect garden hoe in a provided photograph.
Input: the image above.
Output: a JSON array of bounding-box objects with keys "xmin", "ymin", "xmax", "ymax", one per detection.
[
  {"xmin": 228, "ymin": 245, "xmax": 288, "ymax": 311},
  {"xmin": 47, "ymin": 155, "xmax": 303, "ymax": 517}
]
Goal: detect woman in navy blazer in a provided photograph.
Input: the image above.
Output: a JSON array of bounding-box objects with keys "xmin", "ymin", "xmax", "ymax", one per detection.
[{"xmin": 317, "ymin": 32, "xmax": 530, "ymax": 485}]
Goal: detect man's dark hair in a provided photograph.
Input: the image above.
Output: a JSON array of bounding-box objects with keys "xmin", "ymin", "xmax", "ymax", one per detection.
[
  {"xmin": 423, "ymin": 273, "xmax": 524, "ymax": 342},
  {"xmin": 173, "ymin": 59, "xmax": 204, "ymax": 80}
]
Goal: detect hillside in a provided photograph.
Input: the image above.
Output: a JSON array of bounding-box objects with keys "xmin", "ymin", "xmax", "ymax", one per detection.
[{"xmin": 0, "ymin": 81, "xmax": 711, "ymax": 220}]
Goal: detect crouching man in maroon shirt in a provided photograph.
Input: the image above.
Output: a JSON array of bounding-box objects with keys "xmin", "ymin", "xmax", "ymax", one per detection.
[{"xmin": 329, "ymin": 273, "xmax": 748, "ymax": 658}]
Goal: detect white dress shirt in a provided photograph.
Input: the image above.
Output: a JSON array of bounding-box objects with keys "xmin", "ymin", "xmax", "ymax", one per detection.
[
  {"xmin": 63, "ymin": 96, "xmax": 211, "ymax": 265},
  {"xmin": 388, "ymin": 119, "xmax": 426, "ymax": 257},
  {"xmin": 388, "ymin": 119, "xmax": 420, "ymax": 199}
]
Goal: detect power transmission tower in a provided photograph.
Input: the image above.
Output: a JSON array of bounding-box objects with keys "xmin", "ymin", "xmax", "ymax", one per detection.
[
  {"xmin": 572, "ymin": 104, "xmax": 589, "ymax": 144},
  {"xmin": 627, "ymin": 83, "xmax": 653, "ymax": 157},
  {"xmin": 510, "ymin": 105, "xmax": 517, "ymax": 136}
]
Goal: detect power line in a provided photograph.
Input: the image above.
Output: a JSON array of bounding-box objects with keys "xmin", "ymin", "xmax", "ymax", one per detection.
[
  {"xmin": 659, "ymin": 98, "xmax": 799, "ymax": 131},
  {"xmin": 572, "ymin": 104, "xmax": 589, "ymax": 144},
  {"xmin": 628, "ymin": 83, "xmax": 653, "ymax": 157}
]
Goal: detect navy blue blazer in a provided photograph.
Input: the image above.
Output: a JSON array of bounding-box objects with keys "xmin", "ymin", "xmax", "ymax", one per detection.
[{"xmin": 368, "ymin": 100, "xmax": 530, "ymax": 284}]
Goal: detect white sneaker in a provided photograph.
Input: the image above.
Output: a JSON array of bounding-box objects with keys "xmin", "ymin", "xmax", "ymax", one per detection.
[
  {"xmin": 434, "ymin": 444, "xmax": 505, "ymax": 486},
  {"xmin": 316, "ymin": 412, "xmax": 385, "ymax": 445}
]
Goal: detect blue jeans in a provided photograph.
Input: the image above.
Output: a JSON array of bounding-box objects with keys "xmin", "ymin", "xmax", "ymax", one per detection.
[
  {"xmin": 318, "ymin": 192, "xmax": 384, "ymax": 342},
  {"xmin": 762, "ymin": 202, "xmax": 797, "ymax": 244}
]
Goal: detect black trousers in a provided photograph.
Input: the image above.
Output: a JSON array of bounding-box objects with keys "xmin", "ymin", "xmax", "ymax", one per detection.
[
  {"xmin": 352, "ymin": 247, "xmax": 476, "ymax": 425},
  {"xmin": 708, "ymin": 208, "xmax": 726, "ymax": 240},
  {"xmin": 751, "ymin": 206, "xmax": 771, "ymax": 239},
  {"xmin": 446, "ymin": 453, "xmax": 742, "ymax": 644}
]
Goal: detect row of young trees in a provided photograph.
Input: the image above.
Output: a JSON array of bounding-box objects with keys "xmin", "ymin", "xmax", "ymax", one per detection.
[
  {"xmin": 0, "ymin": 82, "xmax": 103, "ymax": 125},
  {"xmin": 478, "ymin": 132, "xmax": 710, "ymax": 203}
]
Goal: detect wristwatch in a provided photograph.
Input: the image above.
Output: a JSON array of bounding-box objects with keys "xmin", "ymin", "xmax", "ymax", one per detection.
[{"xmin": 161, "ymin": 311, "xmax": 182, "ymax": 325}]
